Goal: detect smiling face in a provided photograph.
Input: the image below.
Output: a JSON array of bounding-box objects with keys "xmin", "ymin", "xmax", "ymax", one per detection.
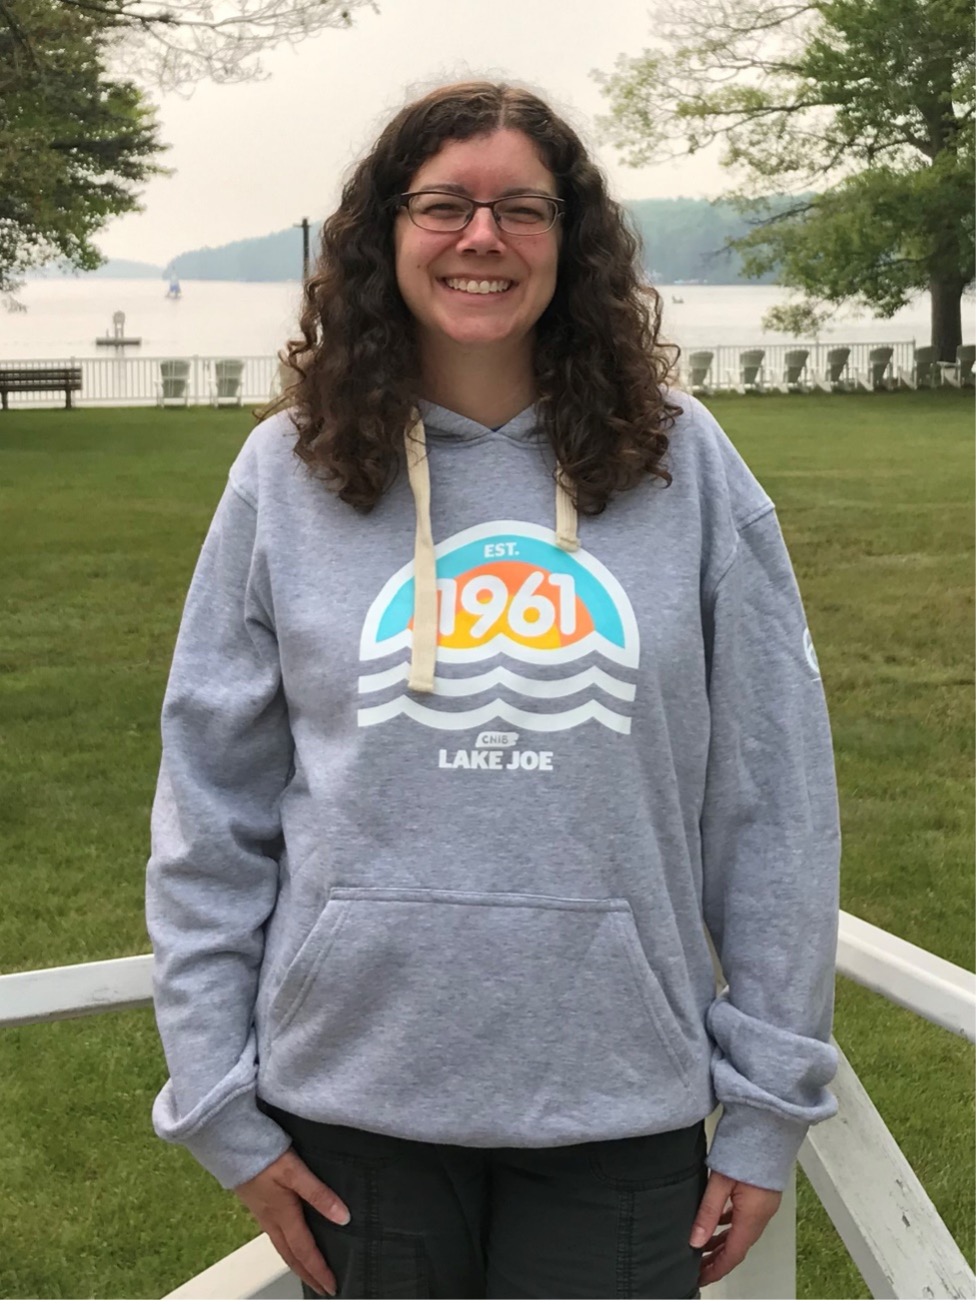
[{"xmin": 393, "ymin": 129, "xmax": 561, "ymax": 363}]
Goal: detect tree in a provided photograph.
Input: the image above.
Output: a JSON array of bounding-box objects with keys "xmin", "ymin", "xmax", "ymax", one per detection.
[
  {"xmin": 594, "ymin": 0, "xmax": 975, "ymax": 359},
  {"xmin": 761, "ymin": 300, "xmax": 832, "ymax": 337},
  {"xmin": 0, "ymin": 0, "xmax": 169, "ymax": 295},
  {"xmin": 56, "ymin": 0, "xmax": 377, "ymax": 92},
  {"xmin": 0, "ymin": 0, "xmax": 375, "ymax": 295}
]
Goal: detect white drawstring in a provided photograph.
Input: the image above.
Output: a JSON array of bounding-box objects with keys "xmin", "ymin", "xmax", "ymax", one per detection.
[{"xmin": 403, "ymin": 413, "xmax": 580, "ymax": 695}]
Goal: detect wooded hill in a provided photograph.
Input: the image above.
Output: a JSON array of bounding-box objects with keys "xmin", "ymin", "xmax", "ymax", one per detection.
[{"xmin": 158, "ymin": 197, "xmax": 782, "ymax": 284}]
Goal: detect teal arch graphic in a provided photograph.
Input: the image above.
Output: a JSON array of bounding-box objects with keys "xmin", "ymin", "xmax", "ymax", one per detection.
[{"xmin": 376, "ymin": 534, "xmax": 627, "ymax": 647}]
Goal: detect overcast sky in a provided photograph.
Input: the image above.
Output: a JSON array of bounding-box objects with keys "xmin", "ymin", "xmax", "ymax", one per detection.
[{"xmin": 99, "ymin": 0, "xmax": 732, "ymax": 266}]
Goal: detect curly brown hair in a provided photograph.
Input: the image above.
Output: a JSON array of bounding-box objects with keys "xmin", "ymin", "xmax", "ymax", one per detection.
[{"xmin": 272, "ymin": 81, "xmax": 682, "ymax": 516}]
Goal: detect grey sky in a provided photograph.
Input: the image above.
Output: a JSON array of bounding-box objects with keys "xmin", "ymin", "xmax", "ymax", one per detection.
[{"xmin": 99, "ymin": 0, "xmax": 731, "ymax": 266}]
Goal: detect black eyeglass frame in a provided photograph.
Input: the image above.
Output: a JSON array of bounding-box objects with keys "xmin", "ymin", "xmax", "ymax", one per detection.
[{"xmin": 396, "ymin": 191, "xmax": 565, "ymax": 235}]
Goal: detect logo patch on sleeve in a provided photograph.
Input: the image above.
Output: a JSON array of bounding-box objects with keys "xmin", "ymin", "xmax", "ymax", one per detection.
[{"xmin": 803, "ymin": 627, "xmax": 821, "ymax": 678}]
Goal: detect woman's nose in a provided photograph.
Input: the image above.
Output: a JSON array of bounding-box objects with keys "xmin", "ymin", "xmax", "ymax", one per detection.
[{"xmin": 457, "ymin": 207, "xmax": 506, "ymax": 253}]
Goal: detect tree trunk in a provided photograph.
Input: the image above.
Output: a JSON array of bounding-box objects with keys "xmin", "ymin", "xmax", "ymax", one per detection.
[{"xmin": 929, "ymin": 278, "xmax": 963, "ymax": 360}]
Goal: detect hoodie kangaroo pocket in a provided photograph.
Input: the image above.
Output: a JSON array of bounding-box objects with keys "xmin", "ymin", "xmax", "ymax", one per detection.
[
  {"xmin": 268, "ymin": 895, "xmax": 353, "ymax": 1036},
  {"xmin": 262, "ymin": 887, "xmax": 698, "ymax": 1144}
]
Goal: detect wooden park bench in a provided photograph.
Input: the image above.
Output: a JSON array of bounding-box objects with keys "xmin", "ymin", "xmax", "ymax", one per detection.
[{"xmin": 0, "ymin": 366, "xmax": 83, "ymax": 410}]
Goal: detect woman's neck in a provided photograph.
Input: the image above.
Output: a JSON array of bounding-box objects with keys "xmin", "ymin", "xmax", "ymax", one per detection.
[{"xmin": 417, "ymin": 337, "xmax": 537, "ymax": 429}]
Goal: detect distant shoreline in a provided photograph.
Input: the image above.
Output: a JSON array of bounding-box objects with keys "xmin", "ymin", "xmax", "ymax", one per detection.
[{"xmin": 24, "ymin": 198, "xmax": 791, "ymax": 287}]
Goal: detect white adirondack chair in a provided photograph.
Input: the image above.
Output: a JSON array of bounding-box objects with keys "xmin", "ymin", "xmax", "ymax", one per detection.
[
  {"xmin": 210, "ymin": 359, "xmax": 244, "ymax": 408},
  {"xmin": 858, "ymin": 346, "xmax": 894, "ymax": 391},
  {"xmin": 814, "ymin": 347, "xmax": 853, "ymax": 393},
  {"xmin": 156, "ymin": 360, "xmax": 191, "ymax": 408},
  {"xmin": 731, "ymin": 348, "xmax": 766, "ymax": 394},
  {"xmin": 777, "ymin": 349, "xmax": 810, "ymax": 394},
  {"xmin": 937, "ymin": 344, "xmax": 976, "ymax": 388},
  {"xmin": 897, "ymin": 346, "xmax": 940, "ymax": 390},
  {"xmin": 687, "ymin": 350, "xmax": 715, "ymax": 394}
]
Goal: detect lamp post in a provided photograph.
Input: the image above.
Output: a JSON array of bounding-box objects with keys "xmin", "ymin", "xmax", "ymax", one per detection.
[{"xmin": 294, "ymin": 217, "xmax": 310, "ymax": 282}]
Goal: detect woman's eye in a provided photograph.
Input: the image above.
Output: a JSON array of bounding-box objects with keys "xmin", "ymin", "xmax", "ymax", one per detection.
[
  {"xmin": 500, "ymin": 203, "xmax": 547, "ymax": 221},
  {"xmin": 422, "ymin": 201, "xmax": 467, "ymax": 215}
]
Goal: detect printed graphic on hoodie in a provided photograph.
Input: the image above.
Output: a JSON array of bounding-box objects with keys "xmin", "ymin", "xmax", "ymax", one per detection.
[{"xmin": 357, "ymin": 520, "xmax": 640, "ymax": 734}]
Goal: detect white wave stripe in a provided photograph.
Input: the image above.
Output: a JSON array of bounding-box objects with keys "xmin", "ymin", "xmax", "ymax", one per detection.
[
  {"xmin": 361, "ymin": 628, "xmax": 639, "ymax": 668},
  {"xmin": 358, "ymin": 663, "xmax": 637, "ymax": 702},
  {"xmin": 357, "ymin": 696, "xmax": 633, "ymax": 734}
]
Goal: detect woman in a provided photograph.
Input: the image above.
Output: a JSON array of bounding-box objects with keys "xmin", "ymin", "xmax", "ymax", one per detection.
[{"xmin": 146, "ymin": 81, "xmax": 840, "ymax": 1300}]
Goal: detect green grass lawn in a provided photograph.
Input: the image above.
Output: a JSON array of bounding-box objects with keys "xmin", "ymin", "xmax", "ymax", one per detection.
[{"xmin": 0, "ymin": 394, "xmax": 974, "ymax": 1299}]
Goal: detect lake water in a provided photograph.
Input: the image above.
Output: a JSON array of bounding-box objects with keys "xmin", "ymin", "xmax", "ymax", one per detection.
[{"xmin": 3, "ymin": 278, "xmax": 973, "ymax": 361}]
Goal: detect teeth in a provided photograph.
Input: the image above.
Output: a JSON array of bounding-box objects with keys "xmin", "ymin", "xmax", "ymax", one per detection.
[{"xmin": 445, "ymin": 278, "xmax": 512, "ymax": 294}]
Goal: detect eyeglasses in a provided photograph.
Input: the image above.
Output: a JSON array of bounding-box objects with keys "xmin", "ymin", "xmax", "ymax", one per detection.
[{"xmin": 397, "ymin": 191, "xmax": 564, "ymax": 236}]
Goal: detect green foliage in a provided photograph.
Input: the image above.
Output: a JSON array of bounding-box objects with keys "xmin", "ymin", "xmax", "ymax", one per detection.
[
  {"xmin": 0, "ymin": 0, "xmax": 169, "ymax": 293},
  {"xmin": 594, "ymin": 0, "xmax": 976, "ymax": 353},
  {"xmin": 736, "ymin": 157, "xmax": 975, "ymax": 316},
  {"xmin": 760, "ymin": 301, "xmax": 832, "ymax": 336}
]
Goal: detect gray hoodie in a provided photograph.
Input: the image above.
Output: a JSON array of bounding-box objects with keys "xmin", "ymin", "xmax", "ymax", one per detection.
[{"xmin": 146, "ymin": 392, "xmax": 840, "ymax": 1195}]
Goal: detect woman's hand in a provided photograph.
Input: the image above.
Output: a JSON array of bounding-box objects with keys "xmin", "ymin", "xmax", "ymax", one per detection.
[
  {"xmin": 689, "ymin": 1170, "xmax": 782, "ymax": 1288},
  {"xmin": 235, "ymin": 1149, "xmax": 352, "ymax": 1297}
]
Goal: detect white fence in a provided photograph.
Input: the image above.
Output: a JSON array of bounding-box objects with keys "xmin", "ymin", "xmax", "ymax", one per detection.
[
  {"xmin": 0, "ymin": 342, "xmax": 929, "ymax": 409},
  {"xmin": 0, "ymin": 355, "xmax": 282, "ymax": 408},
  {"xmin": 0, "ymin": 910, "xmax": 974, "ymax": 1300}
]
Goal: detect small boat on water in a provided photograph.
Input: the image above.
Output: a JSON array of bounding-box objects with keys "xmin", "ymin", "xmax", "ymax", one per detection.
[{"xmin": 165, "ymin": 273, "xmax": 182, "ymax": 299}]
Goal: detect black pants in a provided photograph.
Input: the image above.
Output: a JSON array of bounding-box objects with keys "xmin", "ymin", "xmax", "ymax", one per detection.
[{"xmin": 261, "ymin": 1102, "xmax": 707, "ymax": 1300}]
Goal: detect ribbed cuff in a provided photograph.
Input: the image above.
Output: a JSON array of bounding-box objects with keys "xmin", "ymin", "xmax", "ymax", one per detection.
[
  {"xmin": 706, "ymin": 1102, "xmax": 807, "ymax": 1191},
  {"xmin": 173, "ymin": 1088, "xmax": 292, "ymax": 1190}
]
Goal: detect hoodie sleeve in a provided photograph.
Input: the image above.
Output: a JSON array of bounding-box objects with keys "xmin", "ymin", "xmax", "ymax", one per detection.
[
  {"xmin": 700, "ymin": 504, "xmax": 840, "ymax": 1193},
  {"xmin": 145, "ymin": 474, "xmax": 294, "ymax": 1189}
]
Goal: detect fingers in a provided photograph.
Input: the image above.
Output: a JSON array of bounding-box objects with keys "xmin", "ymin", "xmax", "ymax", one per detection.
[
  {"xmin": 268, "ymin": 1223, "xmax": 336, "ymax": 1298},
  {"xmin": 699, "ymin": 1231, "xmax": 750, "ymax": 1288},
  {"xmin": 689, "ymin": 1171, "xmax": 735, "ymax": 1248},
  {"xmin": 280, "ymin": 1203, "xmax": 339, "ymax": 1298},
  {"xmin": 695, "ymin": 1182, "xmax": 782, "ymax": 1288},
  {"xmin": 700, "ymin": 1221, "xmax": 732, "ymax": 1254},
  {"xmin": 272, "ymin": 1154, "xmax": 348, "ymax": 1296},
  {"xmin": 283, "ymin": 1153, "xmax": 352, "ymax": 1227},
  {"xmin": 234, "ymin": 1150, "xmax": 349, "ymax": 1298}
]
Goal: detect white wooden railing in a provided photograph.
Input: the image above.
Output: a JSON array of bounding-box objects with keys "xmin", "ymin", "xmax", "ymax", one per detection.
[
  {"xmin": 0, "ymin": 342, "xmax": 932, "ymax": 409},
  {"xmin": 0, "ymin": 911, "xmax": 974, "ymax": 1300},
  {"xmin": 0, "ymin": 355, "xmax": 282, "ymax": 407}
]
